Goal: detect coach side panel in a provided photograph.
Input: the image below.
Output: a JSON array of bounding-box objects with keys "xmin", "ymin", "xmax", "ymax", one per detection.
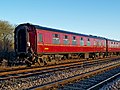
[{"xmin": 36, "ymin": 29, "xmax": 106, "ymax": 54}]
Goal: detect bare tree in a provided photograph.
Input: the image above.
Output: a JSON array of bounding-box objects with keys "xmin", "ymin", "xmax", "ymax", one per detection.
[{"xmin": 0, "ymin": 20, "xmax": 14, "ymax": 52}]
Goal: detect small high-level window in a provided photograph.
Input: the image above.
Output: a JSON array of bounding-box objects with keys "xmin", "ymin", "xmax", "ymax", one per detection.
[{"xmin": 64, "ymin": 35, "xmax": 68, "ymax": 39}]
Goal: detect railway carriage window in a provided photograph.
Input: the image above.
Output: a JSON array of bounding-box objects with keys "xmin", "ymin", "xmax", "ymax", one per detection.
[
  {"xmin": 113, "ymin": 42, "xmax": 115, "ymax": 47},
  {"xmin": 111, "ymin": 42, "xmax": 113, "ymax": 47},
  {"xmin": 116, "ymin": 43, "xmax": 118, "ymax": 47},
  {"xmin": 104, "ymin": 41, "xmax": 106, "ymax": 47},
  {"xmin": 64, "ymin": 35, "xmax": 68, "ymax": 39},
  {"xmin": 55, "ymin": 34, "xmax": 59, "ymax": 38},
  {"xmin": 80, "ymin": 37, "xmax": 84, "ymax": 46},
  {"xmin": 99, "ymin": 41, "xmax": 101, "ymax": 46},
  {"xmin": 116, "ymin": 42, "xmax": 118, "ymax": 47},
  {"xmin": 87, "ymin": 38, "xmax": 90, "ymax": 46},
  {"xmin": 63, "ymin": 35, "xmax": 69, "ymax": 45},
  {"xmin": 96, "ymin": 41, "xmax": 98, "ymax": 46},
  {"xmin": 101, "ymin": 42, "xmax": 103, "ymax": 46},
  {"xmin": 39, "ymin": 34, "xmax": 43, "ymax": 42},
  {"xmin": 72, "ymin": 36, "xmax": 76, "ymax": 45},
  {"xmin": 97, "ymin": 40, "xmax": 100, "ymax": 46},
  {"xmin": 53, "ymin": 34, "xmax": 60, "ymax": 44},
  {"xmin": 94, "ymin": 40, "xmax": 97, "ymax": 46},
  {"xmin": 102, "ymin": 42, "xmax": 104, "ymax": 46}
]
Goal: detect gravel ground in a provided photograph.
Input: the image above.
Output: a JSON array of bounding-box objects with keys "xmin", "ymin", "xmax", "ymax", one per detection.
[{"xmin": 0, "ymin": 61, "xmax": 120, "ymax": 90}]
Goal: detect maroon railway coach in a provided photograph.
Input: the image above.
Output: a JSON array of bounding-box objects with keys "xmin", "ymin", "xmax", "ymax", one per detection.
[
  {"xmin": 14, "ymin": 23, "xmax": 120, "ymax": 63},
  {"xmin": 107, "ymin": 39, "xmax": 120, "ymax": 55}
]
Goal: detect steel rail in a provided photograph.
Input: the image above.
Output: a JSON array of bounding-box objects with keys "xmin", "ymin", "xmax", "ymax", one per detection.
[
  {"xmin": 87, "ymin": 72, "xmax": 120, "ymax": 90},
  {"xmin": 0, "ymin": 56, "xmax": 119, "ymax": 72},
  {"xmin": 0, "ymin": 57, "xmax": 120, "ymax": 81},
  {"xmin": 28, "ymin": 61, "xmax": 120, "ymax": 90},
  {"xmin": 0, "ymin": 57, "xmax": 116, "ymax": 76}
]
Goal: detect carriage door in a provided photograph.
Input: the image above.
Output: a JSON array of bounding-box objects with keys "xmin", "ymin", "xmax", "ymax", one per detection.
[
  {"xmin": 17, "ymin": 28, "xmax": 27, "ymax": 52},
  {"xmin": 28, "ymin": 30, "xmax": 36, "ymax": 52}
]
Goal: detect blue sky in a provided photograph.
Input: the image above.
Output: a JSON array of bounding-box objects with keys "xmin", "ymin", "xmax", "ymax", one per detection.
[{"xmin": 0, "ymin": 0, "xmax": 120, "ymax": 40}]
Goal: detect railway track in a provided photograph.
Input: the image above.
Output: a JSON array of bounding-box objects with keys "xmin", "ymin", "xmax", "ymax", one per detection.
[
  {"xmin": 31, "ymin": 60, "xmax": 120, "ymax": 90},
  {"xmin": 0, "ymin": 56, "xmax": 119, "ymax": 80},
  {"xmin": 0, "ymin": 59, "xmax": 85, "ymax": 72},
  {"xmin": 87, "ymin": 72, "xmax": 120, "ymax": 90},
  {"xmin": 0, "ymin": 56, "xmax": 119, "ymax": 72},
  {"xmin": 0, "ymin": 57, "xmax": 120, "ymax": 89},
  {"xmin": 59, "ymin": 65, "xmax": 120, "ymax": 90}
]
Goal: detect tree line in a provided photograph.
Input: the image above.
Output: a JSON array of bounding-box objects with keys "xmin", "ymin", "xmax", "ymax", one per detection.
[{"xmin": 0, "ymin": 20, "xmax": 15, "ymax": 52}]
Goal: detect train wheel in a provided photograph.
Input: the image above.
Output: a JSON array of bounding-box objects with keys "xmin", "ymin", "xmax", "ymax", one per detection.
[
  {"xmin": 55, "ymin": 60, "xmax": 59, "ymax": 64},
  {"xmin": 43, "ymin": 57, "xmax": 48, "ymax": 65},
  {"xmin": 38, "ymin": 58, "xmax": 44, "ymax": 66},
  {"xmin": 25, "ymin": 59, "xmax": 32, "ymax": 67},
  {"xmin": 62, "ymin": 56, "xmax": 67, "ymax": 60}
]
